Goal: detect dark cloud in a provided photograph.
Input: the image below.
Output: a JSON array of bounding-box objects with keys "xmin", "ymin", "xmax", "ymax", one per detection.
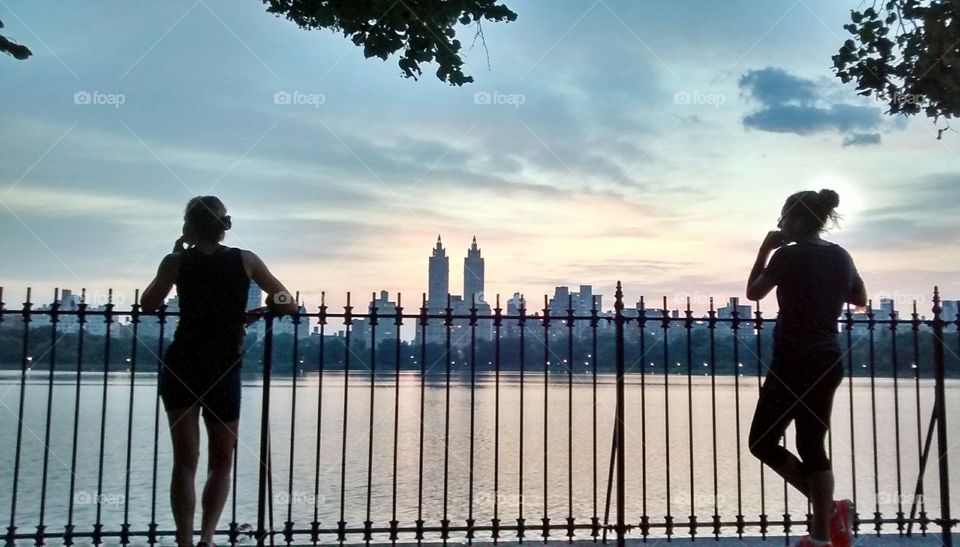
[
  {"xmin": 743, "ymin": 104, "xmax": 881, "ymax": 135},
  {"xmin": 739, "ymin": 66, "xmax": 883, "ymax": 142},
  {"xmin": 842, "ymin": 133, "xmax": 882, "ymax": 147},
  {"xmin": 738, "ymin": 67, "xmax": 818, "ymax": 106}
]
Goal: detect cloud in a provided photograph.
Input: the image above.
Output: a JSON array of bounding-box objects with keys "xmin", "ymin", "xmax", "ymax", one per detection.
[
  {"xmin": 738, "ymin": 67, "xmax": 883, "ymax": 142},
  {"xmin": 738, "ymin": 67, "xmax": 818, "ymax": 106},
  {"xmin": 743, "ymin": 104, "xmax": 881, "ymax": 135},
  {"xmin": 842, "ymin": 133, "xmax": 882, "ymax": 147}
]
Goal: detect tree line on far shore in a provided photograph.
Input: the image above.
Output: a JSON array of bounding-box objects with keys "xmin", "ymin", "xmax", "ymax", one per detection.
[{"xmin": 2, "ymin": 326, "xmax": 957, "ymax": 379}]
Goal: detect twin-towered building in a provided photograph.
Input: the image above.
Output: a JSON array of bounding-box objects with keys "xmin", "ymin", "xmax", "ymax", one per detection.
[{"xmin": 420, "ymin": 235, "xmax": 493, "ymax": 345}]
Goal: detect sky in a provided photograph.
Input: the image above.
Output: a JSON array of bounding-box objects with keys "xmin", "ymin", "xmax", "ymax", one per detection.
[{"xmin": 1, "ymin": 0, "xmax": 958, "ymax": 313}]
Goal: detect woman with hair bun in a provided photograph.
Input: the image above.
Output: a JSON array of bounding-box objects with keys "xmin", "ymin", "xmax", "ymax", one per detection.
[
  {"xmin": 141, "ymin": 196, "xmax": 298, "ymax": 547},
  {"xmin": 746, "ymin": 189, "xmax": 867, "ymax": 547}
]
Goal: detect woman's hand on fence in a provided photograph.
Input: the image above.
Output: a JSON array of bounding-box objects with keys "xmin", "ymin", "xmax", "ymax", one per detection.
[{"xmin": 245, "ymin": 306, "xmax": 270, "ymax": 327}]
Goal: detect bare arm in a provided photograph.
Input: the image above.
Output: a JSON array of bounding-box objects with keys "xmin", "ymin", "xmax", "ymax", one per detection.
[
  {"xmin": 141, "ymin": 253, "xmax": 179, "ymax": 312},
  {"xmin": 848, "ymin": 275, "xmax": 867, "ymax": 308},
  {"xmin": 745, "ymin": 231, "xmax": 784, "ymax": 301},
  {"xmin": 243, "ymin": 250, "xmax": 298, "ymax": 315}
]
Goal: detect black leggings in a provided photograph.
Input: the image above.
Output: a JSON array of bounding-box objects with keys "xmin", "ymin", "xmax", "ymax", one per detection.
[{"xmin": 749, "ymin": 347, "xmax": 844, "ymax": 475}]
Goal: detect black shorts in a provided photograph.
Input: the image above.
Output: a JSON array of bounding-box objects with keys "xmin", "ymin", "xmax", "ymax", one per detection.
[{"xmin": 158, "ymin": 357, "xmax": 242, "ymax": 423}]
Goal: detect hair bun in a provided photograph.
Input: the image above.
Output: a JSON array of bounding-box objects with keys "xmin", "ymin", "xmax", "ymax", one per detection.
[{"xmin": 818, "ymin": 189, "xmax": 840, "ymax": 210}]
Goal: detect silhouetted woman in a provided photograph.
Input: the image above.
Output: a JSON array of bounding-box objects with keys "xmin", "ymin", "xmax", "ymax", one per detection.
[
  {"xmin": 142, "ymin": 196, "xmax": 297, "ymax": 547},
  {"xmin": 746, "ymin": 189, "xmax": 866, "ymax": 547}
]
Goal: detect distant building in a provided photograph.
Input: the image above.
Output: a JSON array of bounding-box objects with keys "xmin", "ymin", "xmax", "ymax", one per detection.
[
  {"xmin": 417, "ymin": 236, "xmax": 493, "ymax": 347},
  {"xmin": 464, "ymin": 236, "xmax": 484, "ymax": 305},
  {"xmin": 353, "ymin": 290, "xmax": 401, "ymax": 347},
  {"xmin": 717, "ymin": 297, "xmax": 753, "ymax": 327},
  {"xmin": 940, "ymin": 299, "xmax": 958, "ymax": 323},
  {"xmin": 547, "ymin": 285, "xmax": 601, "ymax": 338},
  {"xmin": 425, "ymin": 235, "xmax": 450, "ymax": 342},
  {"xmin": 246, "ymin": 281, "xmax": 264, "ymax": 340}
]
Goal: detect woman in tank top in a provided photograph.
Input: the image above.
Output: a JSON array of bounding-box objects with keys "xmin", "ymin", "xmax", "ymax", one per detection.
[{"xmin": 142, "ymin": 196, "xmax": 297, "ymax": 547}]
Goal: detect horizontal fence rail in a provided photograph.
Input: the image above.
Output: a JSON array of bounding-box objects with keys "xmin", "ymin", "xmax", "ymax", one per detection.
[{"xmin": 0, "ymin": 284, "xmax": 957, "ymax": 546}]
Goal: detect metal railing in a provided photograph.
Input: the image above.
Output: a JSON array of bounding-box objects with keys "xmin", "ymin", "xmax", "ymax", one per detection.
[{"xmin": 0, "ymin": 284, "xmax": 956, "ymax": 546}]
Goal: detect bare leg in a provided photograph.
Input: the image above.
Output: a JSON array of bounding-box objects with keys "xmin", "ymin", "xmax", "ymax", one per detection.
[
  {"xmin": 762, "ymin": 452, "xmax": 810, "ymax": 498},
  {"xmin": 806, "ymin": 470, "xmax": 834, "ymax": 541},
  {"xmin": 199, "ymin": 415, "xmax": 239, "ymax": 545},
  {"xmin": 168, "ymin": 407, "xmax": 201, "ymax": 547}
]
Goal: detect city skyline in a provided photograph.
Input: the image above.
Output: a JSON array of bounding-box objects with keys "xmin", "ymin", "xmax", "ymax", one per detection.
[{"xmin": 2, "ymin": 1, "xmax": 958, "ymax": 315}]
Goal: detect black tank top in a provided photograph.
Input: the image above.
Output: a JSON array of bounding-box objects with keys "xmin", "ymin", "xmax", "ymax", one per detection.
[{"xmin": 167, "ymin": 246, "xmax": 249, "ymax": 369}]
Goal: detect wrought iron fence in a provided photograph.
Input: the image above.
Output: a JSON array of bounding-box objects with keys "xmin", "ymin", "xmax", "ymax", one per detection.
[{"xmin": 0, "ymin": 284, "xmax": 956, "ymax": 546}]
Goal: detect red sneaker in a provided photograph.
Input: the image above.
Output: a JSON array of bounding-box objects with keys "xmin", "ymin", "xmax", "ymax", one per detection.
[
  {"xmin": 830, "ymin": 499, "xmax": 853, "ymax": 547},
  {"xmin": 795, "ymin": 536, "xmax": 832, "ymax": 546}
]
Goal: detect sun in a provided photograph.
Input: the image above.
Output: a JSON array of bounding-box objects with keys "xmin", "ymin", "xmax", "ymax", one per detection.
[{"xmin": 807, "ymin": 174, "xmax": 866, "ymax": 222}]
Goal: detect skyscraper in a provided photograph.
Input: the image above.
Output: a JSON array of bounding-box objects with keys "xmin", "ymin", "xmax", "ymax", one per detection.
[
  {"xmin": 428, "ymin": 235, "xmax": 449, "ymax": 309},
  {"xmin": 247, "ymin": 281, "xmax": 262, "ymax": 309},
  {"xmin": 464, "ymin": 236, "xmax": 484, "ymax": 304}
]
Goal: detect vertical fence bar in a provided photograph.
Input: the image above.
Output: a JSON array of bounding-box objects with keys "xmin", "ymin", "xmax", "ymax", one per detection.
[
  {"xmin": 256, "ymin": 313, "xmax": 275, "ymax": 547},
  {"xmin": 518, "ymin": 296, "xmax": 526, "ymax": 540},
  {"xmin": 912, "ymin": 300, "xmax": 928, "ymax": 533},
  {"xmin": 754, "ymin": 301, "xmax": 767, "ymax": 538},
  {"xmin": 932, "ymin": 288, "xmax": 953, "ymax": 547},
  {"xmin": 148, "ymin": 297, "xmax": 166, "ymax": 546},
  {"xmin": 492, "ymin": 295, "xmax": 502, "ymax": 541},
  {"xmin": 590, "ymin": 295, "xmax": 600, "ymax": 540},
  {"xmin": 868, "ymin": 301, "xmax": 881, "ymax": 534},
  {"xmin": 662, "ymin": 297, "xmax": 673, "ymax": 538},
  {"xmin": 364, "ymin": 294, "xmax": 377, "ymax": 542},
  {"xmin": 844, "ymin": 303, "xmax": 860, "ymax": 535},
  {"xmin": 66, "ymin": 289, "xmax": 87, "ymax": 547},
  {"xmin": 311, "ymin": 293, "xmax": 326, "ymax": 544},
  {"xmin": 542, "ymin": 294, "xmax": 550, "ymax": 539},
  {"xmin": 37, "ymin": 289, "xmax": 59, "ymax": 545},
  {"xmin": 121, "ymin": 291, "xmax": 140, "ymax": 545},
  {"xmin": 614, "ymin": 282, "xmax": 626, "ymax": 547},
  {"xmin": 565, "ymin": 294, "xmax": 574, "ymax": 541},
  {"xmin": 639, "ymin": 296, "xmax": 650, "ymax": 540},
  {"xmin": 441, "ymin": 294, "xmax": 452, "ymax": 541},
  {"xmin": 337, "ymin": 294, "xmax": 352, "ymax": 543},
  {"xmin": 732, "ymin": 306, "xmax": 745, "ymax": 538},
  {"xmin": 6, "ymin": 288, "xmax": 31, "ymax": 547},
  {"xmin": 684, "ymin": 297, "xmax": 695, "ymax": 538},
  {"xmin": 389, "ymin": 294, "xmax": 402, "ymax": 542},
  {"xmin": 285, "ymin": 295, "xmax": 302, "ymax": 545},
  {"xmin": 468, "ymin": 295, "xmax": 478, "ymax": 541},
  {"xmin": 890, "ymin": 300, "xmax": 905, "ymax": 533},
  {"xmin": 93, "ymin": 289, "xmax": 114, "ymax": 545},
  {"xmin": 415, "ymin": 293, "xmax": 427, "ymax": 542},
  {"xmin": 230, "ymin": 305, "xmax": 239, "ymax": 547},
  {"xmin": 708, "ymin": 298, "xmax": 720, "ymax": 539}
]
